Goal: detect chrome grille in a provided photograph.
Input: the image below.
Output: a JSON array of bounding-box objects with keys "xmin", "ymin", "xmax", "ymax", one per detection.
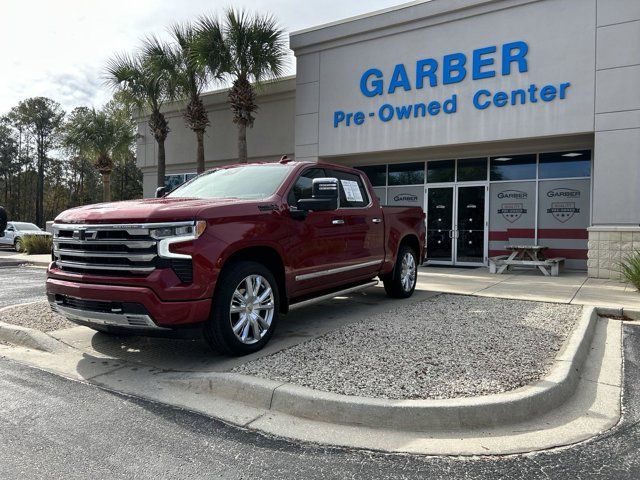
[{"xmin": 52, "ymin": 221, "xmax": 194, "ymax": 276}]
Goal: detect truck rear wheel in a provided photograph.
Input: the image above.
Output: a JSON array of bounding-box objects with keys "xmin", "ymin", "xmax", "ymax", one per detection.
[
  {"xmin": 204, "ymin": 261, "xmax": 280, "ymax": 356},
  {"xmin": 382, "ymin": 245, "xmax": 418, "ymax": 298}
]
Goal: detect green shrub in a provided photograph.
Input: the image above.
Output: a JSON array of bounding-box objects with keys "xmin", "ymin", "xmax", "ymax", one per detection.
[
  {"xmin": 21, "ymin": 234, "xmax": 53, "ymax": 255},
  {"xmin": 620, "ymin": 249, "xmax": 640, "ymax": 291}
]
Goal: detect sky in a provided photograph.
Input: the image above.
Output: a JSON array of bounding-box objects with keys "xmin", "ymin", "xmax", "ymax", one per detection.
[{"xmin": 0, "ymin": 0, "xmax": 412, "ymax": 115}]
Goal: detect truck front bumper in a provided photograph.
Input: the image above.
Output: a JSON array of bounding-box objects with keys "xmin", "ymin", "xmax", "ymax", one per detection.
[{"xmin": 46, "ymin": 278, "xmax": 211, "ymax": 336}]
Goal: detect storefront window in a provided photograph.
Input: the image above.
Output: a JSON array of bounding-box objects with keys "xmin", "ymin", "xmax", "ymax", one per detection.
[
  {"xmin": 427, "ymin": 160, "xmax": 455, "ymax": 183},
  {"xmin": 388, "ymin": 162, "xmax": 425, "ymax": 185},
  {"xmin": 356, "ymin": 165, "xmax": 387, "ymax": 187},
  {"xmin": 539, "ymin": 150, "xmax": 591, "ymax": 179},
  {"xmin": 457, "ymin": 157, "xmax": 487, "ymax": 182},
  {"xmin": 490, "ymin": 154, "xmax": 536, "ymax": 181}
]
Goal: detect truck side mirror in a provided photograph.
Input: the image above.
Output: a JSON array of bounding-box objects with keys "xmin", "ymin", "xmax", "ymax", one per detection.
[
  {"xmin": 297, "ymin": 178, "xmax": 339, "ymax": 212},
  {"xmin": 155, "ymin": 186, "xmax": 168, "ymax": 198}
]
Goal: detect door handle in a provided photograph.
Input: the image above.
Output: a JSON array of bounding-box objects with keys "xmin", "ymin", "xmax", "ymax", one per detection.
[
  {"xmin": 332, "ymin": 219, "xmax": 345, "ymax": 225},
  {"xmin": 372, "ymin": 218, "xmax": 382, "ymax": 224}
]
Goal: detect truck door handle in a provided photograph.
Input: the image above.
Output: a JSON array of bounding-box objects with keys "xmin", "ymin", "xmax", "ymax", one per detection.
[
  {"xmin": 372, "ymin": 218, "xmax": 382, "ymax": 224},
  {"xmin": 332, "ymin": 219, "xmax": 345, "ymax": 225}
]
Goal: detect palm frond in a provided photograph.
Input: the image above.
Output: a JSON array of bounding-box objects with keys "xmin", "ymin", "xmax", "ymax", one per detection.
[
  {"xmin": 216, "ymin": 8, "xmax": 288, "ymax": 86},
  {"xmin": 166, "ymin": 21, "xmax": 210, "ymax": 99},
  {"xmin": 193, "ymin": 14, "xmax": 228, "ymax": 82}
]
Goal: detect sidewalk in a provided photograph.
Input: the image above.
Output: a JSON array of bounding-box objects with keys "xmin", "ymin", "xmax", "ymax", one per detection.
[{"xmin": 417, "ymin": 266, "xmax": 640, "ymax": 309}]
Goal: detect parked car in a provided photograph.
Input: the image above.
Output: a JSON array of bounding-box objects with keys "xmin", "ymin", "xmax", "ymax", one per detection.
[
  {"xmin": 0, "ymin": 221, "xmax": 52, "ymax": 252},
  {"xmin": 0, "ymin": 206, "xmax": 6, "ymax": 234},
  {"xmin": 46, "ymin": 160, "xmax": 425, "ymax": 355}
]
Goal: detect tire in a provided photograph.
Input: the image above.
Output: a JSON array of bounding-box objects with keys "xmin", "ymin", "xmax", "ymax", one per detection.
[
  {"xmin": 14, "ymin": 238, "xmax": 23, "ymax": 253},
  {"xmin": 204, "ymin": 261, "xmax": 280, "ymax": 356},
  {"xmin": 383, "ymin": 244, "xmax": 418, "ymax": 299}
]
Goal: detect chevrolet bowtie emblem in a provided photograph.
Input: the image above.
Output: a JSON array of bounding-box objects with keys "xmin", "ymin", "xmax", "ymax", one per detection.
[{"xmin": 72, "ymin": 229, "xmax": 96, "ymax": 241}]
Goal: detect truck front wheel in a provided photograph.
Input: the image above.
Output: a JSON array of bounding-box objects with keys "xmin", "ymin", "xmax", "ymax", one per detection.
[
  {"xmin": 204, "ymin": 261, "xmax": 280, "ymax": 356},
  {"xmin": 382, "ymin": 245, "xmax": 418, "ymax": 298}
]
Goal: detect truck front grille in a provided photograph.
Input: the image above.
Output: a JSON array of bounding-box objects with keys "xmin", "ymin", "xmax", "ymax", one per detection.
[{"xmin": 52, "ymin": 221, "xmax": 195, "ymax": 281}]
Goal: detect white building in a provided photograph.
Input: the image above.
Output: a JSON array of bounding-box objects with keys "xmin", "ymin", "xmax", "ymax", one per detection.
[{"xmin": 137, "ymin": 0, "xmax": 640, "ymax": 279}]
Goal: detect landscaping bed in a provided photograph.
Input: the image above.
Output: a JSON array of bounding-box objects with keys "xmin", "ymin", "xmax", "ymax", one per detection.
[
  {"xmin": 233, "ymin": 294, "xmax": 581, "ymax": 400},
  {"xmin": 0, "ymin": 301, "xmax": 74, "ymax": 332}
]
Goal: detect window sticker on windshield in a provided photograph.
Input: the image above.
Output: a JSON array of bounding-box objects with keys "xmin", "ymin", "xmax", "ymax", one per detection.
[{"xmin": 340, "ymin": 179, "xmax": 363, "ymax": 202}]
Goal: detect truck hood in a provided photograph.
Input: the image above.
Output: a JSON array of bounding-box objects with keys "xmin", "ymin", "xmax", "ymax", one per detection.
[{"xmin": 54, "ymin": 197, "xmax": 244, "ymax": 224}]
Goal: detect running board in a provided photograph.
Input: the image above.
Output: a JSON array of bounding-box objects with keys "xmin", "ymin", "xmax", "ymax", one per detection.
[{"xmin": 288, "ymin": 280, "xmax": 379, "ymax": 311}]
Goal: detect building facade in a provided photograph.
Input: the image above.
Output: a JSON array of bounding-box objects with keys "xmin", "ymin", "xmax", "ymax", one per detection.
[{"xmin": 136, "ymin": 0, "xmax": 640, "ymax": 279}]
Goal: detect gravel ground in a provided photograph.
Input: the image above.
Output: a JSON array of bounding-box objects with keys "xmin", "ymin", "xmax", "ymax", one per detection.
[
  {"xmin": 234, "ymin": 294, "xmax": 582, "ymax": 400},
  {"xmin": 0, "ymin": 301, "xmax": 75, "ymax": 332}
]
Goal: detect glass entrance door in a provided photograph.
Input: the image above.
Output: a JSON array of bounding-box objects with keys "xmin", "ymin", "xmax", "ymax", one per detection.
[
  {"xmin": 426, "ymin": 188, "xmax": 454, "ymax": 262},
  {"xmin": 426, "ymin": 184, "xmax": 487, "ymax": 265},
  {"xmin": 455, "ymin": 185, "xmax": 486, "ymax": 264}
]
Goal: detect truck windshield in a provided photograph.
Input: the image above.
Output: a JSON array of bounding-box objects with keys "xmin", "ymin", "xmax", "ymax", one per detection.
[{"xmin": 167, "ymin": 164, "xmax": 293, "ymax": 200}]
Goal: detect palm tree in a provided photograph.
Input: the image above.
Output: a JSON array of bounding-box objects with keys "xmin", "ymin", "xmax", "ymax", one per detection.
[
  {"xmin": 153, "ymin": 22, "xmax": 218, "ymax": 174},
  {"xmin": 64, "ymin": 107, "xmax": 134, "ymax": 202},
  {"xmin": 105, "ymin": 38, "xmax": 171, "ymax": 188},
  {"xmin": 195, "ymin": 9, "xmax": 287, "ymax": 163}
]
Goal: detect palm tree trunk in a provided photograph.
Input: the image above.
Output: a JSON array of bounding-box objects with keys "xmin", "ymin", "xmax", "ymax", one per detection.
[
  {"xmin": 238, "ymin": 123, "xmax": 247, "ymax": 163},
  {"xmin": 196, "ymin": 130, "xmax": 205, "ymax": 173},
  {"xmin": 102, "ymin": 173, "xmax": 111, "ymax": 202},
  {"xmin": 156, "ymin": 139, "xmax": 166, "ymax": 188}
]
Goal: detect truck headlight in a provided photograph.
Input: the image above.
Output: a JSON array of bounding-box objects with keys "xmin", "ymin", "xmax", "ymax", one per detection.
[
  {"xmin": 156, "ymin": 221, "xmax": 207, "ymax": 259},
  {"xmin": 151, "ymin": 221, "xmax": 207, "ymax": 240}
]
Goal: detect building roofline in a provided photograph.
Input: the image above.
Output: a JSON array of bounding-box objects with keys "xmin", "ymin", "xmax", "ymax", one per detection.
[
  {"xmin": 289, "ymin": 0, "xmax": 531, "ymax": 52},
  {"xmin": 290, "ymin": 0, "xmax": 432, "ymax": 37},
  {"xmin": 134, "ymin": 75, "xmax": 296, "ymax": 120},
  {"xmin": 198, "ymin": 75, "xmax": 296, "ymax": 100}
]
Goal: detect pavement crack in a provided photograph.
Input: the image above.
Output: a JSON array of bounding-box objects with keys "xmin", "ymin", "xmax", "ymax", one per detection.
[
  {"xmin": 569, "ymin": 276, "xmax": 590, "ymax": 304},
  {"xmin": 581, "ymin": 377, "xmax": 620, "ymax": 388},
  {"xmin": 471, "ymin": 274, "xmax": 515, "ymax": 294}
]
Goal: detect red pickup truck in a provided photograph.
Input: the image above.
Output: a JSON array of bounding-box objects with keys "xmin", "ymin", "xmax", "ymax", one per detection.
[{"xmin": 47, "ymin": 160, "xmax": 425, "ymax": 355}]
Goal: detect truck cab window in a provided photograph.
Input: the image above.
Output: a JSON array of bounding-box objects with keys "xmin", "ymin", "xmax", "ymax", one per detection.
[
  {"xmin": 328, "ymin": 170, "xmax": 370, "ymax": 208},
  {"xmin": 287, "ymin": 168, "xmax": 325, "ymax": 206}
]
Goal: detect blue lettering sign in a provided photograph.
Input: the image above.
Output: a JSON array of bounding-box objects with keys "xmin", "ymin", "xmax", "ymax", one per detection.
[
  {"xmin": 472, "ymin": 45, "xmax": 496, "ymax": 80},
  {"xmin": 360, "ymin": 68, "xmax": 384, "ymax": 97},
  {"xmin": 334, "ymin": 42, "xmax": 573, "ymax": 128},
  {"xmin": 388, "ymin": 64, "xmax": 412, "ymax": 94},
  {"xmin": 442, "ymin": 53, "xmax": 467, "ymax": 84},
  {"xmin": 502, "ymin": 41, "xmax": 528, "ymax": 75},
  {"xmin": 416, "ymin": 58, "xmax": 438, "ymax": 88}
]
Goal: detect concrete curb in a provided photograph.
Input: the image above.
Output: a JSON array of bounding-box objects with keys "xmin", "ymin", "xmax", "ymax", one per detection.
[
  {"xmin": 0, "ymin": 259, "xmax": 28, "ymax": 267},
  {"xmin": 0, "ymin": 303, "xmax": 67, "ymax": 353},
  {"xmin": 597, "ymin": 306, "xmax": 640, "ymax": 321},
  {"xmin": 0, "ymin": 321, "xmax": 66, "ymax": 352},
  {"xmin": 0, "ymin": 257, "xmax": 50, "ymax": 267},
  {"xmin": 168, "ymin": 306, "xmax": 598, "ymax": 431}
]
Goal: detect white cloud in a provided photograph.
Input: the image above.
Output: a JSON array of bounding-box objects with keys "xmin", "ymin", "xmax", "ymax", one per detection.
[{"xmin": 0, "ymin": 0, "xmax": 410, "ymax": 114}]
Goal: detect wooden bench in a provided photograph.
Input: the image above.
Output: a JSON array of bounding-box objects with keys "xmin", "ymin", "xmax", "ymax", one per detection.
[{"xmin": 489, "ymin": 256, "xmax": 565, "ymax": 276}]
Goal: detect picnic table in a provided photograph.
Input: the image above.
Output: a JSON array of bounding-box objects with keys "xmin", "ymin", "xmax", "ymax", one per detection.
[{"xmin": 489, "ymin": 245, "xmax": 565, "ymax": 276}]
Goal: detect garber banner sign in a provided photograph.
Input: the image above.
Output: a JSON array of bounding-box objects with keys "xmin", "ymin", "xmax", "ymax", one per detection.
[{"xmin": 333, "ymin": 40, "xmax": 571, "ymax": 128}]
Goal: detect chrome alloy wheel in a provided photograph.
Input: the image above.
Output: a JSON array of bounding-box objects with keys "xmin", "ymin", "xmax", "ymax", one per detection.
[
  {"xmin": 229, "ymin": 274, "xmax": 275, "ymax": 345},
  {"xmin": 400, "ymin": 251, "xmax": 417, "ymax": 292}
]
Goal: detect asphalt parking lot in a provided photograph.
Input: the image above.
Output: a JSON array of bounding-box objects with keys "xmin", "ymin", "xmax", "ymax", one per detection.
[
  {"xmin": 0, "ymin": 324, "xmax": 638, "ymax": 479},
  {"xmin": 0, "ymin": 265, "xmax": 47, "ymax": 309}
]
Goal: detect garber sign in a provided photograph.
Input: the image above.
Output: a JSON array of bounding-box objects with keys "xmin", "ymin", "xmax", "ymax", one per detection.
[{"xmin": 333, "ymin": 40, "xmax": 571, "ymax": 128}]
